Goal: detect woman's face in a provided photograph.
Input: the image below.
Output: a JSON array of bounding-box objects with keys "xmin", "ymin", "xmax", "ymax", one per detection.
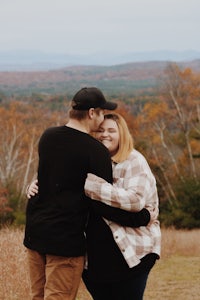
[{"xmin": 96, "ymin": 118, "xmax": 119, "ymax": 156}]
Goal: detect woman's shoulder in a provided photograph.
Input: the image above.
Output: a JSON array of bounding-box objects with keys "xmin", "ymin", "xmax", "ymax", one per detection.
[
  {"xmin": 128, "ymin": 149, "xmax": 147, "ymax": 162},
  {"xmin": 127, "ymin": 149, "xmax": 152, "ymax": 171}
]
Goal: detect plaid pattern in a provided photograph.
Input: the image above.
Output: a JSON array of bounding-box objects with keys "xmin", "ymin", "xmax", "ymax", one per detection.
[{"xmin": 84, "ymin": 149, "xmax": 161, "ymax": 267}]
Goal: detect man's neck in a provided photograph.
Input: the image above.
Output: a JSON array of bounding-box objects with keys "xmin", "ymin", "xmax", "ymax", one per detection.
[{"xmin": 65, "ymin": 119, "xmax": 90, "ymax": 134}]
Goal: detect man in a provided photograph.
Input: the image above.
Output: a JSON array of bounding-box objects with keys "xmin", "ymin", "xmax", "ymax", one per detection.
[{"xmin": 24, "ymin": 87, "xmax": 118, "ymax": 300}]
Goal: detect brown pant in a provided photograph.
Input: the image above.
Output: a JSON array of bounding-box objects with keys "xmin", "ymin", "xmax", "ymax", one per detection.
[{"xmin": 27, "ymin": 249, "xmax": 84, "ymax": 300}]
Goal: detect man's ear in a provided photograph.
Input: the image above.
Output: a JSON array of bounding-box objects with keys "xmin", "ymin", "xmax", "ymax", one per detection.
[{"xmin": 88, "ymin": 108, "xmax": 95, "ymax": 119}]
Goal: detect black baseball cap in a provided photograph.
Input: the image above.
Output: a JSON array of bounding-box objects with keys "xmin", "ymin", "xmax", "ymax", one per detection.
[{"xmin": 71, "ymin": 87, "xmax": 117, "ymax": 110}]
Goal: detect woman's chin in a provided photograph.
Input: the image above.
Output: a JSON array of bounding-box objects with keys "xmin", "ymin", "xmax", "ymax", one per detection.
[{"xmin": 101, "ymin": 141, "xmax": 110, "ymax": 149}]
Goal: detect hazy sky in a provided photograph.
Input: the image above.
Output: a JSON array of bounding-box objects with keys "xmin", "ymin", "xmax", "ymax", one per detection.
[{"xmin": 1, "ymin": 0, "xmax": 200, "ymax": 54}]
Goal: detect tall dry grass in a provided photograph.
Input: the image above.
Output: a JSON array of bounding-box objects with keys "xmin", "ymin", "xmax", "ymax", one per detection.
[
  {"xmin": 160, "ymin": 227, "xmax": 200, "ymax": 258},
  {"xmin": 144, "ymin": 227, "xmax": 200, "ymax": 300},
  {"xmin": 0, "ymin": 227, "xmax": 91, "ymax": 300},
  {"xmin": 0, "ymin": 227, "xmax": 199, "ymax": 300}
]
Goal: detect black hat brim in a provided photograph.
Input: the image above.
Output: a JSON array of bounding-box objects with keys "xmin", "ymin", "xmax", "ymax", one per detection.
[{"xmin": 101, "ymin": 102, "xmax": 117, "ymax": 110}]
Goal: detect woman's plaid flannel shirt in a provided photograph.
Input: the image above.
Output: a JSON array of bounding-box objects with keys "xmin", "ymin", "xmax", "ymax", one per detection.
[{"xmin": 85, "ymin": 149, "xmax": 161, "ymax": 268}]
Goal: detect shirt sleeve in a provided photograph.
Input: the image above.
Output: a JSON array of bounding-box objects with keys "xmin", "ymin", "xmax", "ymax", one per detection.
[
  {"xmin": 91, "ymin": 201, "xmax": 150, "ymax": 227},
  {"xmin": 84, "ymin": 168, "xmax": 154, "ymax": 212}
]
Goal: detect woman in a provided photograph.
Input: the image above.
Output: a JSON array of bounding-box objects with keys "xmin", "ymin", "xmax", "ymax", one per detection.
[
  {"xmin": 27, "ymin": 113, "xmax": 161, "ymax": 300},
  {"xmin": 82, "ymin": 113, "xmax": 161, "ymax": 300}
]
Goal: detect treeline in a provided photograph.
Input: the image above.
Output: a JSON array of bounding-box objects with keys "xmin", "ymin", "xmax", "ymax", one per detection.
[
  {"xmin": 0, "ymin": 63, "xmax": 200, "ymax": 229},
  {"xmin": 1, "ymin": 60, "xmax": 200, "ymax": 98},
  {"xmin": 0, "ymin": 61, "xmax": 165, "ymax": 97}
]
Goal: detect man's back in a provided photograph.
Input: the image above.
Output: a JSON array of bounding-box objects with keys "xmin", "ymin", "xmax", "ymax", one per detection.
[{"xmin": 24, "ymin": 125, "xmax": 112, "ymax": 257}]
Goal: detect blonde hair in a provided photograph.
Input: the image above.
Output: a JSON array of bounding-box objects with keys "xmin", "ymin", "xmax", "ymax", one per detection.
[{"xmin": 100, "ymin": 113, "xmax": 134, "ymax": 163}]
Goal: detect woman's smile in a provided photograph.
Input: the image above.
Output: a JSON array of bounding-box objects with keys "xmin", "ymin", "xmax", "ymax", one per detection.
[{"xmin": 96, "ymin": 119, "xmax": 120, "ymax": 156}]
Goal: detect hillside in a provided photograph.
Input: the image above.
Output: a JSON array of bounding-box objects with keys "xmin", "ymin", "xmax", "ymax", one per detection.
[
  {"xmin": 0, "ymin": 60, "xmax": 200, "ymax": 97},
  {"xmin": 1, "ymin": 50, "xmax": 200, "ymax": 70}
]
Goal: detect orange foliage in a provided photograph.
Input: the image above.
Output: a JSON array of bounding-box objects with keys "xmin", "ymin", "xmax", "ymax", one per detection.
[
  {"xmin": 116, "ymin": 102, "xmax": 139, "ymax": 138},
  {"xmin": 0, "ymin": 101, "xmax": 66, "ymax": 208},
  {"xmin": 0, "ymin": 63, "xmax": 199, "ymax": 209}
]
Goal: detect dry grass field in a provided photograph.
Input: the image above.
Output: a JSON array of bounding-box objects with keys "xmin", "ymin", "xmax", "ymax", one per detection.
[{"xmin": 0, "ymin": 227, "xmax": 200, "ymax": 300}]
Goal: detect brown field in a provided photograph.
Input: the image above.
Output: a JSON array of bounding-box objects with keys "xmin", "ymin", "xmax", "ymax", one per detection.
[{"xmin": 0, "ymin": 227, "xmax": 200, "ymax": 300}]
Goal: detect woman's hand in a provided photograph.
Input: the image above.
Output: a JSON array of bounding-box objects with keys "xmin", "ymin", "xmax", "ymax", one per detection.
[{"xmin": 26, "ymin": 179, "xmax": 38, "ymax": 199}]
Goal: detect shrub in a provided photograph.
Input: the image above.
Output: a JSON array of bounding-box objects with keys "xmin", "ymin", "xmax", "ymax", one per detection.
[
  {"xmin": 160, "ymin": 178, "xmax": 200, "ymax": 229},
  {"xmin": 0, "ymin": 186, "xmax": 14, "ymax": 227}
]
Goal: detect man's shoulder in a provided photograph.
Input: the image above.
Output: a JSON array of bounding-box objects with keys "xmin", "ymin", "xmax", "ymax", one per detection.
[
  {"xmin": 40, "ymin": 125, "xmax": 67, "ymax": 138},
  {"xmin": 38, "ymin": 125, "xmax": 57, "ymax": 136},
  {"xmin": 38, "ymin": 126, "xmax": 64, "ymax": 145},
  {"xmin": 43, "ymin": 125, "xmax": 63, "ymax": 134}
]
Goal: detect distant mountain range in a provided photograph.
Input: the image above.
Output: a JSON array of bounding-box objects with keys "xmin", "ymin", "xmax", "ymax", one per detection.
[
  {"xmin": 0, "ymin": 50, "xmax": 200, "ymax": 71},
  {"xmin": 1, "ymin": 59, "xmax": 200, "ymax": 97}
]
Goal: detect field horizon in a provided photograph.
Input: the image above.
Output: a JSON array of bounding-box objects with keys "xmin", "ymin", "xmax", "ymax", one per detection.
[{"xmin": 0, "ymin": 227, "xmax": 200, "ymax": 300}]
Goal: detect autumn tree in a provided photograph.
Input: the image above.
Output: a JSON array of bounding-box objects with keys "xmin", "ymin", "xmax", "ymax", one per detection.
[
  {"xmin": 162, "ymin": 63, "xmax": 200, "ymax": 180},
  {"xmin": 136, "ymin": 64, "xmax": 200, "ymax": 228},
  {"xmin": 0, "ymin": 100, "xmax": 66, "ymax": 223}
]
